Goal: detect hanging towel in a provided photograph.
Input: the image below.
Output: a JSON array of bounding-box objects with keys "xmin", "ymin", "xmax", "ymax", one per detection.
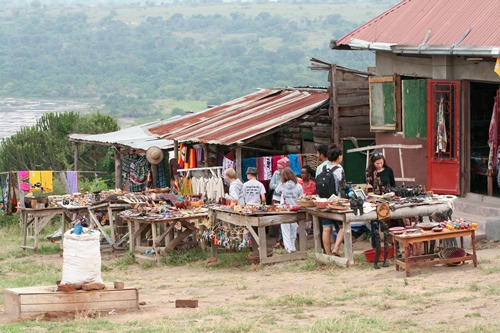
[
  {"xmin": 29, "ymin": 171, "xmax": 42, "ymax": 192},
  {"xmin": 195, "ymin": 147, "xmax": 204, "ymax": 163},
  {"xmin": 10, "ymin": 172, "xmax": 17, "ymax": 213},
  {"xmin": 222, "ymin": 156, "xmax": 235, "ymax": 176},
  {"xmin": 129, "ymin": 156, "xmax": 149, "ymax": 192},
  {"xmin": 66, "ymin": 171, "xmax": 79, "ymax": 193},
  {"xmin": 40, "ymin": 171, "xmax": 53, "ymax": 193},
  {"xmin": 271, "ymin": 156, "xmax": 281, "ymax": 173},
  {"xmin": 488, "ymin": 101, "xmax": 498, "ymax": 172},
  {"xmin": 18, "ymin": 171, "xmax": 30, "ymax": 191},
  {"xmin": 436, "ymin": 97, "xmax": 448, "ymax": 153},
  {"xmin": 242, "ymin": 158, "xmax": 257, "ymax": 181},
  {"xmin": 189, "ymin": 148, "xmax": 197, "ymax": 168},
  {"xmin": 288, "ymin": 154, "xmax": 301, "ymax": 175},
  {"xmin": 156, "ymin": 161, "xmax": 168, "ymax": 188},
  {"xmin": 260, "ymin": 157, "xmax": 273, "ymax": 180}
]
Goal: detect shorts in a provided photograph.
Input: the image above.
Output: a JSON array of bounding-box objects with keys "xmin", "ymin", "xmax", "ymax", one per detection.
[{"xmin": 320, "ymin": 218, "xmax": 341, "ymax": 231}]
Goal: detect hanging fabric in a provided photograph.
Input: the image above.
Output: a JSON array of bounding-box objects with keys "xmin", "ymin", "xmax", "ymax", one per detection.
[
  {"xmin": 29, "ymin": 171, "xmax": 42, "ymax": 191},
  {"xmin": 488, "ymin": 100, "xmax": 498, "ymax": 172},
  {"xmin": 40, "ymin": 171, "xmax": 53, "ymax": 193},
  {"xmin": 18, "ymin": 171, "xmax": 30, "ymax": 191},
  {"xmin": 436, "ymin": 97, "xmax": 448, "ymax": 153},
  {"xmin": 9, "ymin": 171, "xmax": 18, "ymax": 213},
  {"xmin": 189, "ymin": 148, "xmax": 197, "ymax": 169},
  {"xmin": 129, "ymin": 156, "xmax": 149, "ymax": 192},
  {"xmin": 241, "ymin": 158, "xmax": 257, "ymax": 181},
  {"xmin": 0, "ymin": 174, "xmax": 5, "ymax": 214},
  {"xmin": 288, "ymin": 154, "xmax": 302, "ymax": 175},
  {"xmin": 66, "ymin": 171, "xmax": 79, "ymax": 193},
  {"xmin": 178, "ymin": 144, "xmax": 187, "ymax": 168},
  {"xmin": 222, "ymin": 156, "xmax": 235, "ymax": 177},
  {"xmin": 156, "ymin": 161, "xmax": 168, "ymax": 188}
]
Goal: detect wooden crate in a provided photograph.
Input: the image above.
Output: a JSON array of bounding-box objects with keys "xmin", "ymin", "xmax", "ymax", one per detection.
[{"xmin": 4, "ymin": 285, "xmax": 139, "ymax": 319}]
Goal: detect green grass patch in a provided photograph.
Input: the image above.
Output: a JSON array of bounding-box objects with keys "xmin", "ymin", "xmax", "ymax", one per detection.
[{"xmin": 307, "ymin": 315, "xmax": 390, "ymax": 333}]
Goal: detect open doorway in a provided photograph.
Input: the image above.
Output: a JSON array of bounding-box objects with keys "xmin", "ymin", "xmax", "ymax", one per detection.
[{"xmin": 469, "ymin": 82, "xmax": 500, "ymax": 197}]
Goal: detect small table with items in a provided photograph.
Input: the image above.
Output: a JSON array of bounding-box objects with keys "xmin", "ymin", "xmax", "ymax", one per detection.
[
  {"xmin": 307, "ymin": 199, "xmax": 455, "ymax": 266},
  {"xmin": 123, "ymin": 211, "xmax": 208, "ymax": 262},
  {"xmin": 19, "ymin": 207, "xmax": 65, "ymax": 251},
  {"xmin": 392, "ymin": 228, "xmax": 477, "ymax": 277},
  {"xmin": 209, "ymin": 207, "xmax": 307, "ymax": 264},
  {"xmin": 60, "ymin": 201, "xmax": 131, "ymax": 250}
]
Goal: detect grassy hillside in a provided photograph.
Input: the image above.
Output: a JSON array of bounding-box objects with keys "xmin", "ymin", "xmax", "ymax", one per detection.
[{"xmin": 0, "ymin": 1, "xmax": 396, "ymax": 119}]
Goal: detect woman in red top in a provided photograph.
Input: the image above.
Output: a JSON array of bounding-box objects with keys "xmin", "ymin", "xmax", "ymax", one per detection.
[{"xmin": 298, "ymin": 165, "xmax": 316, "ymax": 196}]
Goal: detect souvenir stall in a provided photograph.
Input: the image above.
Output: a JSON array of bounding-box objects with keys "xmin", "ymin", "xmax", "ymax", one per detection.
[
  {"xmin": 305, "ymin": 191, "xmax": 478, "ymax": 274},
  {"xmin": 208, "ymin": 205, "xmax": 307, "ymax": 264}
]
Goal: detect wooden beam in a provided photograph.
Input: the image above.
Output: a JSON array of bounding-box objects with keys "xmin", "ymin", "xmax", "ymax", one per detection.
[
  {"xmin": 235, "ymin": 147, "xmax": 242, "ymax": 179},
  {"xmin": 315, "ymin": 253, "xmax": 349, "ymax": 268},
  {"xmin": 203, "ymin": 143, "xmax": 209, "ymax": 167},
  {"xmin": 114, "ymin": 146, "xmax": 122, "ymax": 189},
  {"xmin": 346, "ymin": 144, "xmax": 423, "ymax": 153},
  {"xmin": 73, "ymin": 142, "xmax": 79, "ymax": 172},
  {"xmin": 331, "ymin": 64, "xmax": 340, "ymax": 145},
  {"xmin": 173, "ymin": 140, "xmax": 179, "ymax": 161}
]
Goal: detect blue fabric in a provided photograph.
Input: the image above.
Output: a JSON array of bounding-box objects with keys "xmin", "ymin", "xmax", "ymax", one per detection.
[
  {"xmin": 288, "ymin": 154, "xmax": 301, "ymax": 175},
  {"xmin": 156, "ymin": 159, "xmax": 167, "ymax": 188},
  {"xmin": 242, "ymin": 158, "xmax": 257, "ymax": 181}
]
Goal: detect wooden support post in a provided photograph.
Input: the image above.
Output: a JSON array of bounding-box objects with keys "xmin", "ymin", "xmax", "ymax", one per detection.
[
  {"xmin": 331, "ymin": 64, "xmax": 340, "ymax": 146},
  {"xmin": 73, "ymin": 142, "xmax": 79, "ymax": 172},
  {"xmin": 174, "ymin": 140, "xmax": 179, "ymax": 161},
  {"xmin": 203, "ymin": 143, "xmax": 209, "ymax": 167},
  {"xmin": 312, "ymin": 215, "xmax": 322, "ymax": 253},
  {"xmin": 114, "ymin": 146, "xmax": 122, "ymax": 190},
  {"xmin": 235, "ymin": 147, "xmax": 242, "ymax": 179}
]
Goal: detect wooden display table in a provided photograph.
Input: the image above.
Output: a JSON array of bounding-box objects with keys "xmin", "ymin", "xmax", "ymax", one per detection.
[
  {"xmin": 19, "ymin": 207, "xmax": 64, "ymax": 252},
  {"xmin": 392, "ymin": 228, "xmax": 478, "ymax": 277},
  {"xmin": 124, "ymin": 213, "xmax": 207, "ymax": 262},
  {"xmin": 61, "ymin": 202, "xmax": 130, "ymax": 250},
  {"xmin": 209, "ymin": 207, "xmax": 307, "ymax": 264},
  {"xmin": 307, "ymin": 201, "xmax": 454, "ymax": 266}
]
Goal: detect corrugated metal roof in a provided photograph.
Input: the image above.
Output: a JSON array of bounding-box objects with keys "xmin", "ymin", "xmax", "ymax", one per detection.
[
  {"xmin": 148, "ymin": 89, "xmax": 329, "ymax": 145},
  {"xmin": 70, "ymin": 119, "xmax": 175, "ymax": 151},
  {"xmin": 335, "ymin": 0, "xmax": 500, "ymax": 48}
]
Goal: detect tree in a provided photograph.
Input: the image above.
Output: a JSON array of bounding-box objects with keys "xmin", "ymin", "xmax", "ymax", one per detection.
[{"xmin": 0, "ymin": 112, "xmax": 119, "ymax": 178}]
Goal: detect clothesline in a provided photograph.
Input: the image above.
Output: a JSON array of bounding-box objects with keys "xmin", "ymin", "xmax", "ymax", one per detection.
[
  {"xmin": 177, "ymin": 166, "xmax": 223, "ymax": 173},
  {"xmin": 0, "ymin": 171, "xmax": 106, "ymax": 175}
]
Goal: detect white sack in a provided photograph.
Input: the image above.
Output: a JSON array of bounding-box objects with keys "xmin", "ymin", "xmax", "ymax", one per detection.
[{"xmin": 60, "ymin": 228, "xmax": 103, "ymax": 285}]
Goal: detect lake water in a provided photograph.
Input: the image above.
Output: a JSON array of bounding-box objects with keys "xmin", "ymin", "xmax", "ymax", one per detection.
[{"xmin": 0, "ymin": 98, "xmax": 90, "ymax": 139}]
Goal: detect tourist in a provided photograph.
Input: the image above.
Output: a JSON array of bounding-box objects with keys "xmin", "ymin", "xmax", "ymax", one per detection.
[
  {"xmin": 242, "ymin": 167, "xmax": 266, "ymax": 204},
  {"xmin": 315, "ymin": 144, "xmax": 330, "ymax": 179},
  {"xmin": 317, "ymin": 145, "xmax": 345, "ymax": 256},
  {"xmin": 269, "ymin": 157, "xmax": 289, "ymax": 248},
  {"xmin": 274, "ymin": 168, "xmax": 303, "ymax": 253},
  {"xmin": 224, "ymin": 168, "xmax": 244, "ymax": 205}
]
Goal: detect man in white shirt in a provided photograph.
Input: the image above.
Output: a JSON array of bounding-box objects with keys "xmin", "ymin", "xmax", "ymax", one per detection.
[{"xmin": 242, "ymin": 167, "xmax": 266, "ymax": 204}]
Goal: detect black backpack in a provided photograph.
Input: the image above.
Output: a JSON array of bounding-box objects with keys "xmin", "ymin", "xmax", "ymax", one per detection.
[{"xmin": 316, "ymin": 165, "xmax": 341, "ymax": 199}]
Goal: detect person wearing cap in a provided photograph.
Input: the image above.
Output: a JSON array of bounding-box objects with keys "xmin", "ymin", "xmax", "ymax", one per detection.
[
  {"xmin": 224, "ymin": 168, "xmax": 244, "ymax": 205},
  {"xmin": 315, "ymin": 144, "xmax": 330, "ymax": 179},
  {"xmin": 242, "ymin": 167, "xmax": 266, "ymax": 204}
]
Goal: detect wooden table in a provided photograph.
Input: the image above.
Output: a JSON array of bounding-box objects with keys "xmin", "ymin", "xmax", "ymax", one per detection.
[
  {"xmin": 307, "ymin": 201, "xmax": 454, "ymax": 266},
  {"xmin": 209, "ymin": 208, "xmax": 307, "ymax": 264},
  {"xmin": 19, "ymin": 207, "xmax": 64, "ymax": 252},
  {"xmin": 61, "ymin": 202, "xmax": 130, "ymax": 250},
  {"xmin": 392, "ymin": 228, "xmax": 477, "ymax": 277},
  {"xmin": 124, "ymin": 213, "xmax": 207, "ymax": 262}
]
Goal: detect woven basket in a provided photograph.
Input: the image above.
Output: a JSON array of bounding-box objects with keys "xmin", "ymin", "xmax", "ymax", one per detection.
[
  {"xmin": 439, "ymin": 247, "xmax": 466, "ymax": 266},
  {"xmin": 297, "ymin": 200, "xmax": 316, "ymax": 208}
]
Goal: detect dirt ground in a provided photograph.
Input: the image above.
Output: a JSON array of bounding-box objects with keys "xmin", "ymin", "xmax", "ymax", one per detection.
[{"xmin": 1, "ymin": 237, "xmax": 500, "ymax": 332}]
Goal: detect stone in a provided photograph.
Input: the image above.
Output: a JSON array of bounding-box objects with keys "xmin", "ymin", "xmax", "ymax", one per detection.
[
  {"xmin": 81, "ymin": 282, "xmax": 106, "ymax": 291},
  {"xmin": 485, "ymin": 218, "xmax": 500, "ymax": 241}
]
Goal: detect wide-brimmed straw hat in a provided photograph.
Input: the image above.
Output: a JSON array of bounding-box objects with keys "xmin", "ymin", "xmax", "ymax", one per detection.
[{"xmin": 146, "ymin": 146, "xmax": 164, "ymax": 165}]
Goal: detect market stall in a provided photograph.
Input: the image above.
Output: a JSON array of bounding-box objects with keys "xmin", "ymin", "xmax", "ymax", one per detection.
[
  {"xmin": 307, "ymin": 196, "xmax": 455, "ymax": 266},
  {"xmin": 209, "ymin": 206, "xmax": 307, "ymax": 264},
  {"xmin": 392, "ymin": 226, "xmax": 477, "ymax": 277},
  {"xmin": 123, "ymin": 209, "xmax": 208, "ymax": 262}
]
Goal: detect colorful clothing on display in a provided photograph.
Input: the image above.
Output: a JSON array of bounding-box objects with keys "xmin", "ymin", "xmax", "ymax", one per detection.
[
  {"xmin": 488, "ymin": 101, "xmax": 498, "ymax": 171},
  {"xmin": 18, "ymin": 171, "xmax": 30, "ymax": 191},
  {"xmin": 40, "ymin": 171, "xmax": 53, "ymax": 193},
  {"xmin": 241, "ymin": 158, "xmax": 257, "ymax": 181},
  {"xmin": 66, "ymin": 171, "xmax": 79, "ymax": 193},
  {"xmin": 288, "ymin": 154, "xmax": 302, "ymax": 175},
  {"xmin": 156, "ymin": 160, "xmax": 168, "ymax": 188},
  {"xmin": 129, "ymin": 156, "xmax": 149, "ymax": 192}
]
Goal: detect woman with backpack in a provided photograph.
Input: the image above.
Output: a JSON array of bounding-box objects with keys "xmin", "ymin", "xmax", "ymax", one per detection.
[{"xmin": 316, "ymin": 145, "xmax": 345, "ymax": 256}]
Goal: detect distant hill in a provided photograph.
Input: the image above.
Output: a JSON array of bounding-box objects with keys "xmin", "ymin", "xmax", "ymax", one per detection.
[{"xmin": 0, "ymin": 1, "xmax": 396, "ymax": 119}]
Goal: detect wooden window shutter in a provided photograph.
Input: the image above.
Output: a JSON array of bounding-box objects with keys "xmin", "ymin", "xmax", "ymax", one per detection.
[
  {"xmin": 369, "ymin": 75, "xmax": 402, "ymax": 132},
  {"xmin": 402, "ymin": 79, "xmax": 428, "ymax": 138}
]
